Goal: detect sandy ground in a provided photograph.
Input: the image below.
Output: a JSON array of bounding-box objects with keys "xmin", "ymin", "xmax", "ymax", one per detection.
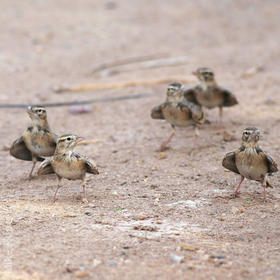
[{"xmin": 1, "ymin": 0, "xmax": 280, "ymax": 279}]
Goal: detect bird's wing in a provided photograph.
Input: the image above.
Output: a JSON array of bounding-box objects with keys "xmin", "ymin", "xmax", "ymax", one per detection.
[
  {"xmin": 151, "ymin": 103, "xmax": 165, "ymax": 119},
  {"xmin": 188, "ymin": 103, "xmax": 205, "ymax": 124},
  {"xmin": 183, "ymin": 88, "xmax": 200, "ymax": 105},
  {"xmin": 221, "ymin": 88, "xmax": 238, "ymax": 107},
  {"xmin": 10, "ymin": 136, "xmax": 33, "ymax": 161},
  {"xmin": 222, "ymin": 151, "xmax": 240, "ymax": 174},
  {"xmin": 265, "ymin": 153, "xmax": 278, "ymax": 173},
  {"xmin": 84, "ymin": 157, "xmax": 99, "ymax": 175},
  {"xmin": 38, "ymin": 158, "xmax": 55, "ymax": 175}
]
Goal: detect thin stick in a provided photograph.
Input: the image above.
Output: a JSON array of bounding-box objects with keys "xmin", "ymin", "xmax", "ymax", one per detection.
[
  {"xmin": 91, "ymin": 53, "xmax": 169, "ymax": 74},
  {"xmin": 102, "ymin": 56, "xmax": 189, "ymax": 76},
  {"xmin": 53, "ymin": 76, "xmax": 193, "ymax": 94},
  {"xmin": 0, "ymin": 93, "xmax": 153, "ymax": 109}
]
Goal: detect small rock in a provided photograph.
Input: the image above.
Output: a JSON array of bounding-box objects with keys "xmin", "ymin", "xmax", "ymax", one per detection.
[
  {"xmin": 2, "ymin": 145, "xmax": 10, "ymax": 151},
  {"xmin": 231, "ymin": 206, "xmax": 239, "ymax": 214},
  {"xmin": 222, "ymin": 131, "xmax": 236, "ymax": 142},
  {"xmin": 157, "ymin": 152, "xmax": 167, "ymax": 160},
  {"xmin": 75, "ymin": 270, "xmax": 89, "ymax": 278},
  {"xmin": 136, "ymin": 215, "xmax": 149, "ymax": 220},
  {"xmin": 92, "ymin": 259, "xmax": 101, "ymax": 268},
  {"xmin": 150, "ymin": 184, "xmax": 158, "ymax": 189},
  {"xmin": 108, "ymin": 260, "xmax": 117, "ymax": 267},
  {"xmin": 241, "ymin": 65, "xmax": 264, "ymax": 78},
  {"xmin": 265, "ymin": 98, "xmax": 276, "ymax": 105},
  {"xmin": 170, "ymin": 253, "xmax": 184, "ymax": 263},
  {"xmin": 84, "ymin": 212, "xmax": 91, "ymax": 216}
]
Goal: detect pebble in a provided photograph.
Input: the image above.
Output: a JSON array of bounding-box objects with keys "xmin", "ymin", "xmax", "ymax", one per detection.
[
  {"xmin": 84, "ymin": 212, "xmax": 91, "ymax": 216},
  {"xmin": 108, "ymin": 260, "xmax": 117, "ymax": 267},
  {"xmin": 157, "ymin": 152, "xmax": 167, "ymax": 160},
  {"xmin": 75, "ymin": 271, "xmax": 89, "ymax": 278},
  {"xmin": 170, "ymin": 253, "xmax": 184, "ymax": 263},
  {"xmin": 265, "ymin": 98, "xmax": 276, "ymax": 105},
  {"xmin": 92, "ymin": 259, "xmax": 101, "ymax": 268}
]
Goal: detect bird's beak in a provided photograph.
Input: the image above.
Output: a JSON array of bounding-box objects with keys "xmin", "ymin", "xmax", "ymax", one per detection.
[
  {"xmin": 192, "ymin": 71, "xmax": 198, "ymax": 76},
  {"xmin": 27, "ymin": 106, "xmax": 32, "ymax": 113},
  {"xmin": 76, "ymin": 136, "xmax": 84, "ymax": 144}
]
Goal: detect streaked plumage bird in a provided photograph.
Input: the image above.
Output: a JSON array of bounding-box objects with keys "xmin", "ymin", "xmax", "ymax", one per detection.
[
  {"xmin": 222, "ymin": 127, "xmax": 278, "ymax": 199},
  {"xmin": 10, "ymin": 106, "xmax": 57, "ymax": 178},
  {"xmin": 151, "ymin": 82, "xmax": 205, "ymax": 151},
  {"xmin": 184, "ymin": 67, "xmax": 238, "ymax": 125},
  {"xmin": 38, "ymin": 134, "xmax": 99, "ymax": 202}
]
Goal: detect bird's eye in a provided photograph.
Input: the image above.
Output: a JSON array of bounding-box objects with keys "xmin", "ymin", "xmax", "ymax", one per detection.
[
  {"xmin": 37, "ymin": 109, "xmax": 42, "ymax": 113},
  {"xmin": 66, "ymin": 137, "xmax": 71, "ymax": 141}
]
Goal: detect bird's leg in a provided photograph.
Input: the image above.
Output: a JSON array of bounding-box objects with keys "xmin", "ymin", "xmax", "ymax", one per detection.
[
  {"xmin": 194, "ymin": 125, "xmax": 200, "ymax": 147},
  {"xmin": 53, "ymin": 177, "xmax": 62, "ymax": 202},
  {"xmin": 219, "ymin": 107, "xmax": 223, "ymax": 127},
  {"xmin": 262, "ymin": 176, "xmax": 267, "ymax": 201},
  {"xmin": 82, "ymin": 178, "xmax": 88, "ymax": 203},
  {"xmin": 234, "ymin": 176, "xmax": 244, "ymax": 197},
  {"xmin": 28, "ymin": 158, "xmax": 37, "ymax": 179},
  {"xmin": 160, "ymin": 125, "xmax": 175, "ymax": 151}
]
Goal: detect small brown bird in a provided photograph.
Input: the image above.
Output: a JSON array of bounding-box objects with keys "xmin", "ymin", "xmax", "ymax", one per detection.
[
  {"xmin": 10, "ymin": 106, "xmax": 57, "ymax": 178},
  {"xmin": 184, "ymin": 67, "xmax": 238, "ymax": 125},
  {"xmin": 222, "ymin": 127, "xmax": 278, "ymax": 199},
  {"xmin": 38, "ymin": 134, "xmax": 99, "ymax": 202},
  {"xmin": 151, "ymin": 82, "xmax": 205, "ymax": 151}
]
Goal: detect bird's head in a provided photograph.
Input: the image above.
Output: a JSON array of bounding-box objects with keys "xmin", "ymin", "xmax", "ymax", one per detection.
[
  {"xmin": 193, "ymin": 67, "xmax": 215, "ymax": 83},
  {"xmin": 242, "ymin": 127, "xmax": 260, "ymax": 146},
  {"xmin": 166, "ymin": 82, "xmax": 184, "ymax": 103},
  {"xmin": 56, "ymin": 134, "xmax": 84, "ymax": 152},
  {"xmin": 27, "ymin": 105, "xmax": 47, "ymax": 121}
]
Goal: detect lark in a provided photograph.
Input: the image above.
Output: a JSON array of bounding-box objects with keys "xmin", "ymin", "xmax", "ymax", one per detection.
[
  {"xmin": 184, "ymin": 67, "xmax": 238, "ymax": 125},
  {"xmin": 10, "ymin": 106, "xmax": 57, "ymax": 178},
  {"xmin": 38, "ymin": 134, "xmax": 99, "ymax": 202},
  {"xmin": 151, "ymin": 82, "xmax": 205, "ymax": 151},
  {"xmin": 222, "ymin": 127, "xmax": 278, "ymax": 199}
]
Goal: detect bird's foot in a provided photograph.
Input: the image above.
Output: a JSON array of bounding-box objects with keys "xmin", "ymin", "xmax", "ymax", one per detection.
[
  {"xmin": 159, "ymin": 144, "xmax": 170, "ymax": 152},
  {"xmin": 234, "ymin": 191, "xmax": 240, "ymax": 198}
]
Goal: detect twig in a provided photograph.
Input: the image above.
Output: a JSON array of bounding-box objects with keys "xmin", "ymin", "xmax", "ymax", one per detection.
[
  {"xmin": 0, "ymin": 93, "xmax": 152, "ymax": 109},
  {"xmin": 101, "ymin": 56, "xmax": 189, "ymax": 76},
  {"xmin": 53, "ymin": 76, "xmax": 193, "ymax": 93},
  {"xmin": 91, "ymin": 53, "xmax": 169, "ymax": 74},
  {"xmin": 77, "ymin": 138, "xmax": 104, "ymax": 146}
]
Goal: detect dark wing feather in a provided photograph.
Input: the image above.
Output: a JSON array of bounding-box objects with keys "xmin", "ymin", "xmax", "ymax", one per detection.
[
  {"xmin": 265, "ymin": 154, "xmax": 278, "ymax": 173},
  {"xmin": 179, "ymin": 101, "xmax": 205, "ymax": 124},
  {"xmin": 10, "ymin": 136, "xmax": 32, "ymax": 161},
  {"xmin": 183, "ymin": 88, "xmax": 200, "ymax": 105},
  {"xmin": 85, "ymin": 158, "xmax": 99, "ymax": 175},
  {"xmin": 37, "ymin": 159, "xmax": 55, "ymax": 175},
  {"xmin": 151, "ymin": 103, "xmax": 165, "ymax": 119},
  {"xmin": 222, "ymin": 89, "xmax": 238, "ymax": 107},
  {"xmin": 222, "ymin": 151, "xmax": 240, "ymax": 174}
]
